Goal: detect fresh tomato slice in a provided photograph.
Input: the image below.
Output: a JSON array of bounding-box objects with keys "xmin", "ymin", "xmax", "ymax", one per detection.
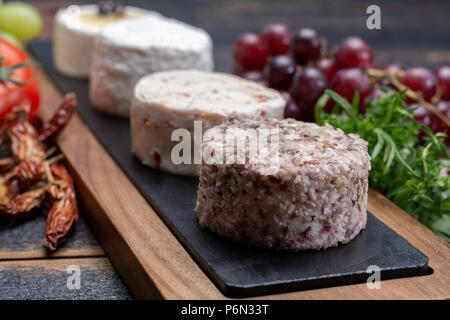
[{"xmin": 0, "ymin": 39, "xmax": 40, "ymax": 123}]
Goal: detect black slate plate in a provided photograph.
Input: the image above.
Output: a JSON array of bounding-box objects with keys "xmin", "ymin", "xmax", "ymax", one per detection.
[{"xmin": 29, "ymin": 41, "xmax": 429, "ymax": 297}]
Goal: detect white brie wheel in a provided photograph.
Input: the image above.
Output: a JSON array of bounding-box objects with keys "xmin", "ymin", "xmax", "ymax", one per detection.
[
  {"xmin": 89, "ymin": 16, "xmax": 214, "ymax": 117},
  {"xmin": 53, "ymin": 5, "xmax": 159, "ymax": 79}
]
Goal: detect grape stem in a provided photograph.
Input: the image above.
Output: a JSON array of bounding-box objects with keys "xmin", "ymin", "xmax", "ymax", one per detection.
[
  {"xmin": 366, "ymin": 67, "xmax": 450, "ymax": 128},
  {"xmin": 0, "ymin": 56, "xmax": 36, "ymax": 86}
]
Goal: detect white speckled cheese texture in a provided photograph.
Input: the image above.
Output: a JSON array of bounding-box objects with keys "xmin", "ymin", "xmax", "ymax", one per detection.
[
  {"xmin": 130, "ymin": 71, "xmax": 286, "ymax": 176},
  {"xmin": 52, "ymin": 5, "xmax": 159, "ymax": 78},
  {"xmin": 90, "ymin": 17, "xmax": 214, "ymax": 117}
]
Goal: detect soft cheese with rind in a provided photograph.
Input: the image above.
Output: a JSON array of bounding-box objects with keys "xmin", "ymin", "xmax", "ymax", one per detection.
[
  {"xmin": 196, "ymin": 118, "xmax": 371, "ymax": 251},
  {"xmin": 90, "ymin": 17, "xmax": 214, "ymax": 117},
  {"xmin": 53, "ymin": 5, "xmax": 159, "ymax": 78},
  {"xmin": 130, "ymin": 71, "xmax": 285, "ymax": 176}
]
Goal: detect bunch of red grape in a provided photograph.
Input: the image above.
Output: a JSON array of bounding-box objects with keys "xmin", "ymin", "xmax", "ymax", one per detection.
[{"xmin": 232, "ymin": 24, "xmax": 450, "ymax": 138}]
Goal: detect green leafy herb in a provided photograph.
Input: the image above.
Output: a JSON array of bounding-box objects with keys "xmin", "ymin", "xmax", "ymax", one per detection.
[
  {"xmin": 316, "ymin": 89, "xmax": 450, "ymax": 242},
  {"xmin": 0, "ymin": 56, "xmax": 35, "ymax": 86}
]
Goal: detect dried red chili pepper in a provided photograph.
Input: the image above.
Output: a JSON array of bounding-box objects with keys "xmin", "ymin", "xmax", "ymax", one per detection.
[
  {"xmin": 0, "ymin": 95, "xmax": 78, "ymax": 250},
  {"xmin": 0, "ymin": 187, "xmax": 46, "ymax": 220},
  {"xmin": 1, "ymin": 156, "xmax": 46, "ymax": 195},
  {"xmin": 38, "ymin": 93, "xmax": 76, "ymax": 146},
  {"xmin": 44, "ymin": 163, "xmax": 78, "ymax": 251}
]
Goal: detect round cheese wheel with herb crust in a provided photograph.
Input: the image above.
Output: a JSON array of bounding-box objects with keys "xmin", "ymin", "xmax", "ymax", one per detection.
[
  {"xmin": 130, "ymin": 70, "xmax": 285, "ymax": 176},
  {"xmin": 196, "ymin": 118, "xmax": 371, "ymax": 251}
]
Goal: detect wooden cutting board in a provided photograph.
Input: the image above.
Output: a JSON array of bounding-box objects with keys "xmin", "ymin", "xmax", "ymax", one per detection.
[{"xmin": 29, "ymin": 42, "xmax": 450, "ymax": 300}]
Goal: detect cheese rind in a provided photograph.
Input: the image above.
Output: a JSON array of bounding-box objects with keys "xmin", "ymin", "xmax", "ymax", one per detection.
[
  {"xmin": 53, "ymin": 5, "xmax": 157, "ymax": 79},
  {"xmin": 130, "ymin": 71, "xmax": 286, "ymax": 176},
  {"xmin": 90, "ymin": 17, "xmax": 214, "ymax": 117}
]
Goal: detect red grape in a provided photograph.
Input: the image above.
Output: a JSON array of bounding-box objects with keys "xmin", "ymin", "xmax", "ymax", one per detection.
[
  {"xmin": 240, "ymin": 70, "xmax": 267, "ymax": 86},
  {"xmin": 412, "ymin": 104, "xmax": 432, "ymax": 141},
  {"xmin": 380, "ymin": 64, "xmax": 403, "ymax": 86},
  {"xmin": 314, "ymin": 58, "xmax": 337, "ymax": 81},
  {"xmin": 411, "ymin": 104, "xmax": 445, "ymax": 137},
  {"xmin": 437, "ymin": 100, "xmax": 450, "ymax": 117},
  {"xmin": 402, "ymin": 67, "xmax": 437, "ymax": 102},
  {"xmin": 290, "ymin": 28, "xmax": 321, "ymax": 65},
  {"xmin": 279, "ymin": 90, "xmax": 291, "ymax": 102},
  {"xmin": 330, "ymin": 68, "xmax": 372, "ymax": 104},
  {"xmin": 361, "ymin": 87, "xmax": 394, "ymax": 113},
  {"xmin": 323, "ymin": 98, "xmax": 336, "ymax": 113},
  {"xmin": 284, "ymin": 98, "xmax": 314, "ymax": 122},
  {"xmin": 436, "ymin": 100, "xmax": 450, "ymax": 140},
  {"xmin": 411, "ymin": 103, "xmax": 448, "ymax": 144},
  {"xmin": 284, "ymin": 98, "xmax": 302, "ymax": 119},
  {"xmin": 436, "ymin": 65, "xmax": 450, "ymax": 100},
  {"xmin": 263, "ymin": 54, "xmax": 296, "ymax": 90},
  {"xmin": 262, "ymin": 23, "xmax": 291, "ymax": 56},
  {"xmin": 297, "ymin": 100, "xmax": 315, "ymax": 122},
  {"xmin": 383, "ymin": 64, "xmax": 403, "ymax": 75},
  {"xmin": 292, "ymin": 67, "xmax": 328, "ymax": 105},
  {"xmin": 233, "ymin": 32, "xmax": 269, "ymax": 71},
  {"xmin": 412, "ymin": 104, "xmax": 430, "ymax": 124},
  {"xmin": 232, "ymin": 62, "xmax": 244, "ymax": 75},
  {"xmin": 334, "ymin": 36, "xmax": 374, "ymax": 69}
]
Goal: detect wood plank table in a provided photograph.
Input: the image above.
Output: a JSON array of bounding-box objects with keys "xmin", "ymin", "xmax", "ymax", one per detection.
[{"xmin": 1, "ymin": 0, "xmax": 449, "ymax": 299}]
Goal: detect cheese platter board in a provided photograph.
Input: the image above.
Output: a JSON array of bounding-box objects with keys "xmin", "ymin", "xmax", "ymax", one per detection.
[
  {"xmin": 28, "ymin": 41, "xmax": 433, "ymax": 298},
  {"xmin": 25, "ymin": 44, "xmax": 450, "ymax": 300},
  {"xmin": 0, "ymin": 0, "xmax": 445, "ymax": 300}
]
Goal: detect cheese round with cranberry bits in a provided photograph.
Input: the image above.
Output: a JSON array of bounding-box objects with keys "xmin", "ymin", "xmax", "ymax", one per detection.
[
  {"xmin": 90, "ymin": 17, "xmax": 214, "ymax": 118},
  {"xmin": 53, "ymin": 4, "xmax": 159, "ymax": 78},
  {"xmin": 196, "ymin": 118, "xmax": 371, "ymax": 251},
  {"xmin": 130, "ymin": 70, "xmax": 285, "ymax": 176}
]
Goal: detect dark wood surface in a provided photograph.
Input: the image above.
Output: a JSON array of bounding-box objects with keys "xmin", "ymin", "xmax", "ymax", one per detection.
[
  {"xmin": 0, "ymin": 258, "xmax": 131, "ymax": 299},
  {"xmin": 1, "ymin": 0, "xmax": 449, "ymax": 299},
  {"xmin": 0, "ymin": 209, "xmax": 103, "ymax": 260}
]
